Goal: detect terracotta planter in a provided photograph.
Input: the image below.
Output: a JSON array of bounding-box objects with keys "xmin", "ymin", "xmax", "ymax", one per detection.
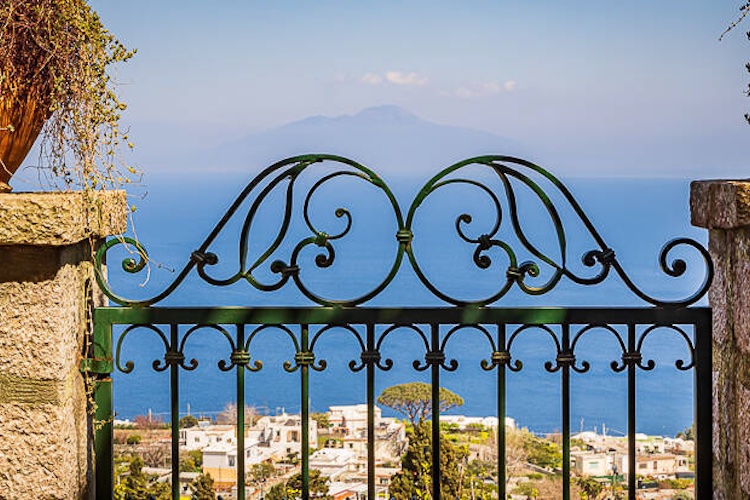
[{"xmin": 0, "ymin": 90, "xmax": 49, "ymax": 192}]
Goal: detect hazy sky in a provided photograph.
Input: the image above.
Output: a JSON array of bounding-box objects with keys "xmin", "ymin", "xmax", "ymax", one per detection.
[{"xmin": 91, "ymin": 1, "xmax": 749, "ymax": 178}]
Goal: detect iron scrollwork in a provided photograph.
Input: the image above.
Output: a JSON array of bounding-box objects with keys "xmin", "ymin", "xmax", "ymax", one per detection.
[{"xmin": 95, "ymin": 154, "xmax": 713, "ymax": 308}]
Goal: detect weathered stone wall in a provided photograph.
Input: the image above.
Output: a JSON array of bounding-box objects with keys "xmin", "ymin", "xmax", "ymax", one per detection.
[
  {"xmin": 691, "ymin": 180, "xmax": 750, "ymax": 500},
  {"xmin": 0, "ymin": 191, "xmax": 126, "ymax": 499}
]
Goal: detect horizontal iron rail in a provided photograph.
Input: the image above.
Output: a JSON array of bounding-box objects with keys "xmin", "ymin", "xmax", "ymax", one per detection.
[{"xmin": 94, "ymin": 305, "xmax": 709, "ymax": 326}]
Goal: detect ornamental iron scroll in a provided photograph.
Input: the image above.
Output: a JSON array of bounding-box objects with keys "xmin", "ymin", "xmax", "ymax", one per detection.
[{"xmin": 94, "ymin": 154, "xmax": 713, "ymax": 307}]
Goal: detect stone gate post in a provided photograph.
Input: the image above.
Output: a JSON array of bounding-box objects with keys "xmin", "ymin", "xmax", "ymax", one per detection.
[
  {"xmin": 0, "ymin": 192, "xmax": 126, "ymax": 499},
  {"xmin": 691, "ymin": 180, "xmax": 750, "ymax": 499}
]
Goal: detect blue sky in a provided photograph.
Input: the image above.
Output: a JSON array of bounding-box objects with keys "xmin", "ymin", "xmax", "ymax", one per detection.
[{"xmin": 91, "ymin": 1, "xmax": 749, "ymax": 178}]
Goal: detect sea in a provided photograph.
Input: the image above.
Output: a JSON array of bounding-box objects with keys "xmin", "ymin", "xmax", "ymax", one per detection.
[{"xmin": 108, "ymin": 166, "xmax": 709, "ymax": 438}]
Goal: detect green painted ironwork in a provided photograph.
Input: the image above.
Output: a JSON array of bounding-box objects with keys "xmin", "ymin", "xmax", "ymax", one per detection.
[
  {"xmin": 87, "ymin": 155, "xmax": 714, "ymax": 500},
  {"xmin": 93, "ymin": 155, "xmax": 712, "ymax": 308}
]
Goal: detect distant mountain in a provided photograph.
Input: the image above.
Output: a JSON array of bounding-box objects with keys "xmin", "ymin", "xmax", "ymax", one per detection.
[{"xmin": 201, "ymin": 105, "xmax": 524, "ymax": 177}]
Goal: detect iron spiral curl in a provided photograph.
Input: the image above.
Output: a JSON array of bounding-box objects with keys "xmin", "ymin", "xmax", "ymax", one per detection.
[{"xmin": 95, "ymin": 154, "xmax": 712, "ymax": 307}]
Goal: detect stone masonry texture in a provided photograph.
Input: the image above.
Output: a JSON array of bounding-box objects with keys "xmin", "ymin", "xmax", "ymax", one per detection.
[
  {"xmin": 691, "ymin": 180, "xmax": 750, "ymax": 499},
  {"xmin": 0, "ymin": 191, "xmax": 126, "ymax": 499}
]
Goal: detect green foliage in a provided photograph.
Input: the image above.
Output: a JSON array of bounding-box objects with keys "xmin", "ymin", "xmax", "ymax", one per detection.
[
  {"xmin": 280, "ymin": 469, "xmax": 331, "ymax": 499},
  {"xmin": 190, "ymin": 473, "xmax": 216, "ymax": 500},
  {"xmin": 248, "ymin": 462, "xmax": 276, "ymax": 484},
  {"xmin": 125, "ymin": 434, "xmax": 142, "ymax": 445},
  {"xmin": 570, "ymin": 438, "xmax": 589, "ymax": 450},
  {"xmin": 523, "ymin": 434, "xmax": 562, "ymax": 470},
  {"xmin": 113, "ymin": 455, "xmax": 170, "ymax": 500},
  {"xmin": 658, "ymin": 478, "xmax": 694, "ymax": 490},
  {"xmin": 465, "ymin": 423, "xmax": 486, "ymax": 433},
  {"xmin": 388, "ymin": 420, "xmax": 469, "ymax": 500},
  {"xmin": 440, "ymin": 422, "xmax": 461, "ymax": 433},
  {"xmin": 462, "ymin": 459, "xmax": 498, "ymax": 500},
  {"xmin": 265, "ymin": 483, "xmax": 286, "ymax": 500},
  {"xmin": 180, "ymin": 449, "xmax": 203, "ymax": 473},
  {"xmin": 671, "ymin": 492, "xmax": 694, "ymax": 500},
  {"xmin": 575, "ymin": 476, "xmax": 604, "ymax": 499},
  {"xmin": 512, "ymin": 482, "xmax": 539, "ymax": 499},
  {"xmin": 311, "ymin": 412, "xmax": 330, "ymax": 428},
  {"xmin": 377, "ymin": 382, "xmax": 464, "ymax": 426},
  {"xmin": 180, "ymin": 415, "xmax": 200, "ymax": 428},
  {"xmin": 0, "ymin": 0, "xmax": 139, "ymax": 189},
  {"xmin": 676, "ymin": 425, "xmax": 694, "ymax": 441}
]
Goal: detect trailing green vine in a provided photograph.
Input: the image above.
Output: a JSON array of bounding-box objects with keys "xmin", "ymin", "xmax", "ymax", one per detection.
[{"xmin": 0, "ymin": 0, "xmax": 140, "ymax": 189}]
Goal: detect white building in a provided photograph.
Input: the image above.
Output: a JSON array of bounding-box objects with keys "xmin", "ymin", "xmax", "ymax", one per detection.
[
  {"xmin": 440, "ymin": 415, "xmax": 515, "ymax": 430},
  {"xmin": 329, "ymin": 404, "xmax": 380, "ymax": 436},
  {"xmin": 309, "ymin": 448, "xmax": 359, "ymax": 480},
  {"xmin": 635, "ymin": 454, "xmax": 691, "ymax": 479},
  {"xmin": 325, "ymin": 405, "xmax": 406, "ymax": 465},
  {"xmin": 180, "ymin": 424, "xmax": 236, "ymax": 451},
  {"xmin": 255, "ymin": 412, "xmax": 318, "ymax": 457},
  {"xmin": 191, "ymin": 412, "xmax": 317, "ymax": 490},
  {"xmin": 570, "ymin": 451, "xmax": 626, "ymax": 477}
]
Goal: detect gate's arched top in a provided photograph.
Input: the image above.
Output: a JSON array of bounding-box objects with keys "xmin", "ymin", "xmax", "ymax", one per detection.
[{"xmin": 94, "ymin": 154, "xmax": 713, "ymax": 308}]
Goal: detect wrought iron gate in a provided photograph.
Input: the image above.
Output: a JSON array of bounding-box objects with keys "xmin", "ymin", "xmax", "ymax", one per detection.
[{"xmin": 88, "ymin": 155, "xmax": 713, "ymax": 500}]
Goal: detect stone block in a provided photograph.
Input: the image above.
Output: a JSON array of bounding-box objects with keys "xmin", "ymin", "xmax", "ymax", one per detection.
[
  {"xmin": 0, "ymin": 191, "xmax": 127, "ymax": 246},
  {"xmin": 0, "ymin": 191, "xmax": 125, "ymax": 499},
  {"xmin": 691, "ymin": 180, "xmax": 750, "ymax": 229},
  {"xmin": 0, "ymin": 244, "xmax": 89, "ymax": 380},
  {"xmin": 741, "ymin": 382, "xmax": 750, "ymax": 496},
  {"xmin": 0, "ymin": 373, "xmax": 89, "ymax": 499}
]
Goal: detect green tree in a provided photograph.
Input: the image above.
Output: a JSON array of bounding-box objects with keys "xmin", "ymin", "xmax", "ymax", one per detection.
[
  {"xmin": 264, "ymin": 470, "xmax": 330, "ymax": 500},
  {"xmin": 248, "ymin": 462, "xmax": 276, "ymax": 485},
  {"xmin": 284, "ymin": 469, "xmax": 331, "ymax": 499},
  {"xmin": 461, "ymin": 459, "xmax": 497, "ymax": 500},
  {"xmin": 190, "ymin": 473, "xmax": 216, "ymax": 500},
  {"xmin": 126, "ymin": 434, "xmax": 142, "ymax": 445},
  {"xmin": 114, "ymin": 455, "xmax": 170, "ymax": 500},
  {"xmin": 265, "ymin": 482, "xmax": 286, "ymax": 500},
  {"xmin": 676, "ymin": 425, "xmax": 694, "ymax": 441},
  {"xmin": 512, "ymin": 482, "xmax": 539, "ymax": 499},
  {"xmin": 180, "ymin": 414, "xmax": 200, "ymax": 428},
  {"xmin": 377, "ymin": 382, "xmax": 464, "ymax": 426},
  {"xmin": 311, "ymin": 412, "xmax": 330, "ymax": 428},
  {"xmin": 388, "ymin": 420, "xmax": 468, "ymax": 500},
  {"xmin": 523, "ymin": 434, "xmax": 562, "ymax": 470},
  {"xmin": 180, "ymin": 449, "xmax": 203, "ymax": 473},
  {"xmin": 575, "ymin": 476, "xmax": 604, "ymax": 499}
]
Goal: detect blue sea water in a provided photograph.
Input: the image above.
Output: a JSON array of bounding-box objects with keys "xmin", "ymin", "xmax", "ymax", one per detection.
[{"xmin": 108, "ymin": 167, "xmax": 708, "ymax": 438}]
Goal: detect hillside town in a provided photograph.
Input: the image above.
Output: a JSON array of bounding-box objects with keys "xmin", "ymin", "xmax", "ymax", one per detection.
[{"xmin": 113, "ymin": 404, "xmax": 695, "ymax": 499}]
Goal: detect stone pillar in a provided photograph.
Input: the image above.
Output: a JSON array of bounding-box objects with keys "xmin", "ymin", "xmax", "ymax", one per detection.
[
  {"xmin": 691, "ymin": 180, "xmax": 750, "ymax": 500},
  {"xmin": 0, "ymin": 192, "xmax": 126, "ymax": 499}
]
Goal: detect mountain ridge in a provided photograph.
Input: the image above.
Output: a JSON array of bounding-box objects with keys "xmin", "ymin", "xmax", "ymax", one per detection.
[{"xmin": 201, "ymin": 105, "xmax": 525, "ymax": 176}]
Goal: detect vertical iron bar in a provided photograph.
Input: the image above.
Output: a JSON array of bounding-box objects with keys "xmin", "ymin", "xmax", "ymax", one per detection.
[
  {"xmin": 497, "ymin": 324, "xmax": 507, "ymax": 500},
  {"xmin": 237, "ymin": 324, "xmax": 246, "ymax": 500},
  {"xmin": 694, "ymin": 311, "xmax": 713, "ymax": 498},
  {"xmin": 366, "ymin": 324, "xmax": 376, "ymax": 500},
  {"xmin": 561, "ymin": 324, "xmax": 570, "ymax": 500},
  {"xmin": 627, "ymin": 324, "xmax": 636, "ymax": 500},
  {"xmin": 170, "ymin": 324, "xmax": 180, "ymax": 500},
  {"xmin": 92, "ymin": 317, "xmax": 113, "ymax": 500},
  {"xmin": 430, "ymin": 323, "xmax": 440, "ymax": 500},
  {"xmin": 301, "ymin": 324, "xmax": 310, "ymax": 500}
]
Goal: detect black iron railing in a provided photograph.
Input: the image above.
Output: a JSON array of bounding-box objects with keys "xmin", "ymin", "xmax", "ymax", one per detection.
[{"xmin": 87, "ymin": 155, "xmax": 713, "ymax": 500}]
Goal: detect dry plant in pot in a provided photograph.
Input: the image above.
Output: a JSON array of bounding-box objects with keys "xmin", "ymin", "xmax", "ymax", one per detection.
[{"xmin": 0, "ymin": 0, "xmax": 139, "ymax": 192}]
